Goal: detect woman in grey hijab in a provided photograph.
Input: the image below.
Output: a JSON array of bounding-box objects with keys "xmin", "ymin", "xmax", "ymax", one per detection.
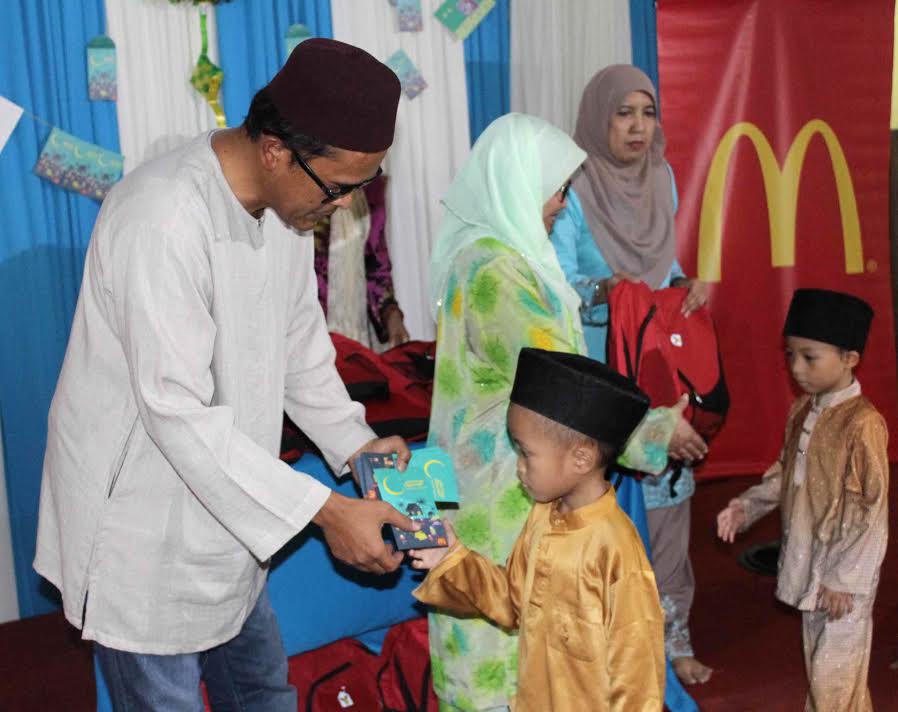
[{"xmin": 549, "ymin": 64, "xmax": 712, "ymax": 687}]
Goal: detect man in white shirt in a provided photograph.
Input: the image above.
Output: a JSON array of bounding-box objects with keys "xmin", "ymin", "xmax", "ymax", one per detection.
[{"xmin": 35, "ymin": 38, "xmax": 416, "ymax": 710}]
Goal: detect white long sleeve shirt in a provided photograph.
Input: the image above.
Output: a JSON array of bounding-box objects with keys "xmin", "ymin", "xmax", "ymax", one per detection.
[{"xmin": 34, "ymin": 132, "xmax": 375, "ymax": 654}]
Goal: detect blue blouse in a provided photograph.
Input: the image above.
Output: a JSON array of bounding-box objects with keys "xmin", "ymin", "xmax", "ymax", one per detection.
[{"xmin": 549, "ymin": 181, "xmax": 695, "ymax": 510}]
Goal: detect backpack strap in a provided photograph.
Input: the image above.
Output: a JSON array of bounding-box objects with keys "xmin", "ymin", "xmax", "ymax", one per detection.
[
  {"xmin": 668, "ymin": 460, "xmax": 683, "ymax": 499},
  {"xmin": 305, "ymin": 661, "xmax": 353, "ymax": 712},
  {"xmin": 419, "ymin": 661, "xmax": 432, "ymax": 712},
  {"xmin": 633, "ymin": 304, "xmax": 657, "ymax": 382},
  {"xmin": 394, "ymin": 653, "xmax": 417, "ymax": 711}
]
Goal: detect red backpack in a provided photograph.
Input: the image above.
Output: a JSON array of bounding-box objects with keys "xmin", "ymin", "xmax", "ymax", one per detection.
[
  {"xmin": 290, "ymin": 638, "xmax": 384, "ymax": 712},
  {"xmin": 376, "ymin": 617, "xmax": 439, "ymax": 712},
  {"xmin": 607, "ymin": 281, "xmax": 729, "ymax": 443},
  {"xmin": 281, "ymin": 334, "xmax": 433, "ymax": 463}
]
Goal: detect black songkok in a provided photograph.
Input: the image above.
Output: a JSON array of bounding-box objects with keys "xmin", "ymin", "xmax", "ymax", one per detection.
[
  {"xmin": 510, "ymin": 348, "xmax": 650, "ymax": 449},
  {"xmin": 783, "ymin": 288, "xmax": 874, "ymax": 354},
  {"xmin": 266, "ymin": 38, "xmax": 400, "ymax": 152}
]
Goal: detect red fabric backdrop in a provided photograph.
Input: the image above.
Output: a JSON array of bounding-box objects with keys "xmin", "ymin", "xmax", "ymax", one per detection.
[{"xmin": 658, "ymin": 0, "xmax": 898, "ymax": 477}]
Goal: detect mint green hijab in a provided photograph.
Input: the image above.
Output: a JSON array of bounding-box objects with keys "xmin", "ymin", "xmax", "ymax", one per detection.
[{"xmin": 429, "ymin": 113, "xmax": 587, "ymax": 323}]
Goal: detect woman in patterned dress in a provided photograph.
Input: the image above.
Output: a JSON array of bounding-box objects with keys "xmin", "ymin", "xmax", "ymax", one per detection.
[{"xmin": 424, "ymin": 113, "xmax": 695, "ymax": 711}]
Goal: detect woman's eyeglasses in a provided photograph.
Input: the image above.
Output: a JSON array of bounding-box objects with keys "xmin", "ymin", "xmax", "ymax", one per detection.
[
  {"xmin": 559, "ymin": 181, "xmax": 572, "ymax": 202},
  {"xmin": 293, "ymin": 150, "xmax": 383, "ymax": 204}
]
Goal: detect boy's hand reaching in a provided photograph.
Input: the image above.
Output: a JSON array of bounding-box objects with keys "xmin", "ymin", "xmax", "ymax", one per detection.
[
  {"xmin": 409, "ymin": 520, "xmax": 458, "ymax": 571},
  {"xmin": 817, "ymin": 586, "xmax": 854, "ymax": 621},
  {"xmin": 717, "ymin": 498, "xmax": 747, "ymax": 542}
]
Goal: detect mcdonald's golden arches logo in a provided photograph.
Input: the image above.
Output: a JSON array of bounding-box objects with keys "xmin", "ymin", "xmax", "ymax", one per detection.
[{"xmin": 698, "ymin": 120, "xmax": 864, "ymax": 282}]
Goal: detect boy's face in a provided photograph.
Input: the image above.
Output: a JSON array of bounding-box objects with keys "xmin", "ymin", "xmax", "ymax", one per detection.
[
  {"xmin": 507, "ymin": 404, "xmax": 579, "ymax": 504},
  {"xmin": 785, "ymin": 336, "xmax": 859, "ymax": 396}
]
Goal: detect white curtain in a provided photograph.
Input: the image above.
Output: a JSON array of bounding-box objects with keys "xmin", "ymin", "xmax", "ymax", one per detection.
[
  {"xmin": 511, "ymin": 0, "xmax": 632, "ymax": 134},
  {"xmin": 105, "ymin": 0, "xmax": 221, "ymax": 174},
  {"xmin": 330, "ymin": 1, "xmax": 471, "ymax": 340},
  {"xmin": 0, "ymin": 415, "xmax": 18, "ymax": 623}
]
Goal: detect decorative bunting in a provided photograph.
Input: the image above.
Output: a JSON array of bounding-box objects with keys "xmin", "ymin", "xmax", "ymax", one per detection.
[
  {"xmin": 190, "ymin": 13, "xmax": 226, "ymax": 127},
  {"xmin": 385, "ymin": 50, "xmax": 427, "ymax": 99},
  {"xmin": 87, "ymin": 35, "xmax": 117, "ymax": 101},
  {"xmin": 398, "ymin": 0, "xmax": 423, "ymax": 32},
  {"xmin": 434, "ymin": 0, "xmax": 495, "ymax": 40},
  {"xmin": 0, "ymin": 96, "xmax": 23, "ymax": 156},
  {"xmin": 285, "ymin": 24, "xmax": 312, "ymax": 61},
  {"xmin": 34, "ymin": 127, "xmax": 123, "ymax": 201}
]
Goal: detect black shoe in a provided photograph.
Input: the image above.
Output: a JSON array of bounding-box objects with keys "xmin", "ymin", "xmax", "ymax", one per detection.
[{"xmin": 738, "ymin": 541, "xmax": 780, "ymax": 577}]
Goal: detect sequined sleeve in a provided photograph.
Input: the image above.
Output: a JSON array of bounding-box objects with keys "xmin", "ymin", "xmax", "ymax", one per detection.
[
  {"xmin": 822, "ymin": 411, "xmax": 889, "ymax": 595},
  {"xmin": 737, "ymin": 458, "xmax": 783, "ymax": 530}
]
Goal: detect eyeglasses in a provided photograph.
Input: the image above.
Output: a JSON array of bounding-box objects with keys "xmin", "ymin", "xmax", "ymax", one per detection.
[
  {"xmin": 559, "ymin": 180, "xmax": 572, "ymax": 202},
  {"xmin": 292, "ymin": 150, "xmax": 383, "ymax": 204}
]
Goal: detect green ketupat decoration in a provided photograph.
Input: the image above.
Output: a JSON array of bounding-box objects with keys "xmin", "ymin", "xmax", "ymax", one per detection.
[{"xmin": 190, "ymin": 13, "xmax": 226, "ymax": 127}]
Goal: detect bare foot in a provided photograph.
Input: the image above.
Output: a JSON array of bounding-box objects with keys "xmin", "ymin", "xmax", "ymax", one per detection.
[{"xmin": 673, "ymin": 656, "xmax": 713, "ymax": 685}]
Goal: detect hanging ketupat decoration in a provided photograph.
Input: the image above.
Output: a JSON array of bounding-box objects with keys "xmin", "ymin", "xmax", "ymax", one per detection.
[{"xmin": 189, "ymin": 12, "xmax": 226, "ymax": 127}]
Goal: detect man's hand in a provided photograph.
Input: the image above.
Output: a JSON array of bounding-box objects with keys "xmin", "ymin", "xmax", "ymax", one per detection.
[
  {"xmin": 348, "ymin": 435, "xmax": 412, "ymax": 484},
  {"xmin": 408, "ymin": 520, "xmax": 458, "ymax": 571},
  {"xmin": 668, "ymin": 394, "xmax": 709, "ymax": 462},
  {"xmin": 817, "ymin": 586, "xmax": 854, "ymax": 621},
  {"xmin": 716, "ymin": 498, "xmax": 747, "ymax": 543},
  {"xmin": 312, "ymin": 491, "xmax": 419, "ymax": 574},
  {"xmin": 384, "ymin": 307, "xmax": 410, "ymax": 348}
]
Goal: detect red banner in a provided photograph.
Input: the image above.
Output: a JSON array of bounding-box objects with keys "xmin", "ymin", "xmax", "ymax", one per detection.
[{"xmin": 658, "ymin": 0, "xmax": 898, "ymax": 476}]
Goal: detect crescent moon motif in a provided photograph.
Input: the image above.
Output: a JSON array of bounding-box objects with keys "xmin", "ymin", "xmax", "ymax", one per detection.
[
  {"xmin": 422, "ymin": 459, "xmax": 445, "ymax": 498},
  {"xmin": 380, "ymin": 472, "xmax": 404, "ymax": 496}
]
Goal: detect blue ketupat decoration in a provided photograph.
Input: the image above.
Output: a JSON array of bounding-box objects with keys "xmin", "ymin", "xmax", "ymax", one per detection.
[
  {"xmin": 34, "ymin": 128, "xmax": 123, "ymax": 201},
  {"xmin": 87, "ymin": 35, "xmax": 117, "ymax": 101}
]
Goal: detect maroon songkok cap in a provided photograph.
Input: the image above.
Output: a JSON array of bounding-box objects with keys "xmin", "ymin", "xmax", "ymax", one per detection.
[{"xmin": 266, "ymin": 38, "xmax": 401, "ymax": 153}]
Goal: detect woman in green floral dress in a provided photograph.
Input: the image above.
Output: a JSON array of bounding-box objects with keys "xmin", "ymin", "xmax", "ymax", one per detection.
[{"xmin": 424, "ymin": 114, "xmax": 680, "ymax": 711}]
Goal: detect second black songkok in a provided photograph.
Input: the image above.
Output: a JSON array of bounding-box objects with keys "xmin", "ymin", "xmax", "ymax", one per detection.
[
  {"xmin": 266, "ymin": 38, "xmax": 401, "ymax": 153},
  {"xmin": 510, "ymin": 348, "xmax": 650, "ymax": 449},
  {"xmin": 783, "ymin": 288, "xmax": 874, "ymax": 354}
]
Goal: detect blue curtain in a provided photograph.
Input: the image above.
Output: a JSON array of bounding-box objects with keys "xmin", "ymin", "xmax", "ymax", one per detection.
[
  {"xmin": 216, "ymin": 0, "xmax": 333, "ymax": 129},
  {"xmin": 629, "ymin": 0, "xmax": 660, "ymax": 93},
  {"xmin": 463, "ymin": 0, "xmax": 510, "ymax": 143},
  {"xmin": 0, "ymin": 1, "xmax": 118, "ymax": 617}
]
